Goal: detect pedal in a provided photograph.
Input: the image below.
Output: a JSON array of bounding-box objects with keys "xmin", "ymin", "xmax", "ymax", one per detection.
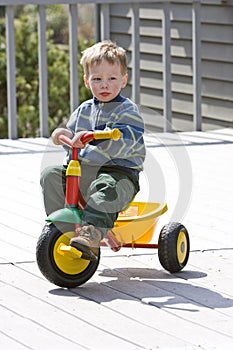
[
  {"xmin": 58, "ymin": 244, "xmax": 82, "ymax": 259},
  {"xmin": 69, "ymin": 242, "xmax": 98, "ymax": 262}
]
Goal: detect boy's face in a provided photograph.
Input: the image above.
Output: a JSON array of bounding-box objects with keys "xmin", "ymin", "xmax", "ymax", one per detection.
[{"xmin": 84, "ymin": 59, "xmax": 128, "ymax": 102}]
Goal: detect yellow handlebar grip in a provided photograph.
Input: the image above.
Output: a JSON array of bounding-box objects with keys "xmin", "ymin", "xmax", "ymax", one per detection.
[{"xmin": 94, "ymin": 128, "xmax": 121, "ymax": 141}]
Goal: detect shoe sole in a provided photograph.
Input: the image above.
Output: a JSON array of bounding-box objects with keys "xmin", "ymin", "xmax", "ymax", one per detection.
[{"xmin": 70, "ymin": 241, "xmax": 98, "ymax": 261}]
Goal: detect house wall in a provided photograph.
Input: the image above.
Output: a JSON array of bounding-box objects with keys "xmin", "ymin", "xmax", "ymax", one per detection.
[{"xmin": 109, "ymin": 1, "xmax": 233, "ymax": 131}]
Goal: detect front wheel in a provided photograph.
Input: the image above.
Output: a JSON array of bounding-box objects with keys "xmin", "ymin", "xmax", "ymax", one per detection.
[
  {"xmin": 36, "ymin": 223, "xmax": 100, "ymax": 288},
  {"xmin": 158, "ymin": 222, "xmax": 190, "ymax": 273}
]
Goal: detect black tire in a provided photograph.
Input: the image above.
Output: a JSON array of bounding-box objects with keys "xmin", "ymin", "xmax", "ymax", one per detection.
[
  {"xmin": 36, "ymin": 223, "xmax": 100, "ymax": 288},
  {"xmin": 158, "ymin": 222, "xmax": 190, "ymax": 273}
]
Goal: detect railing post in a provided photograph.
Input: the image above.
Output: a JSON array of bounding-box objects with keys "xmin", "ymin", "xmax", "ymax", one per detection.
[
  {"xmin": 162, "ymin": 1, "xmax": 172, "ymax": 132},
  {"xmin": 38, "ymin": 5, "xmax": 49, "ymax": 137},
  {"xmin": 131, "ymin": 3, "xmax": 140, "ymax": 105},
  {"xmin": 6, "ymin": 6, "xmax": 17, "ymax": 139},
  {"xmin": 69, "ymin": 4, "xmax": 79, "ymax": 113},
  {"xmin": 192, "ymin": 0, "xmax": 202, "ymax": 131},
  {"xmin": 100, "ymin": 4, "xmax": 110, "ymax": 40}
]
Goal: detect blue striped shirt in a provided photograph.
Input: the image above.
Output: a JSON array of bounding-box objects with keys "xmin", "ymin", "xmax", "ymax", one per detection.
[{"xmin": 66, "ymin": 94, "xmax": 146, "ymax": 173}]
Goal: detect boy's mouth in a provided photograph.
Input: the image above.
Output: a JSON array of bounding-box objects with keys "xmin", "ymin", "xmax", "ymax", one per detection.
[{"xmin": 100, "ymin": 92, "xmax": 111, "ymax": 97}]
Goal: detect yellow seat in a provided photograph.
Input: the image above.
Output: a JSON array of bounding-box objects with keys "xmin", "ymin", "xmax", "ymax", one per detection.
[{"xmin": 113, "ymin": 202, "xmax": 167, "ymax": 244}]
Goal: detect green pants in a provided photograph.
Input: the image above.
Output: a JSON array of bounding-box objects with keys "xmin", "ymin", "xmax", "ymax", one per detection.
[{"xmin": 40, "ymin": 165, "xmax": 139, "ymax": 237}]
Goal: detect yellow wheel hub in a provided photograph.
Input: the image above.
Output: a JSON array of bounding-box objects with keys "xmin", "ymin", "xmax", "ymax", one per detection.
[
  {"xmin": 53, "ymin": 232, "xmax": 90, "ymax": 275},
  {"xmin": 177, "ymin": 230, "xmax": 188, "ymax": 264}
]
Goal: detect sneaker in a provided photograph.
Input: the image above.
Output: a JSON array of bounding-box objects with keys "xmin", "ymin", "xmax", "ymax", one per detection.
[{"xmin": 70, "ymin": 225, "xmax": 102, "ymax": 261}]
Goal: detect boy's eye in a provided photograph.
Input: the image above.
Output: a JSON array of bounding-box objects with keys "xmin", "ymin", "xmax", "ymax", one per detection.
[{"xmin": 91, "ymin": 76, "xmax": 118, "ymax": 82}]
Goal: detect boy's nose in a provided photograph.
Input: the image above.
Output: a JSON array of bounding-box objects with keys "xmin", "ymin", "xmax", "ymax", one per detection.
[{"xmin": 101, "ymin": 79, "xmax": 109, "ymax": 87}]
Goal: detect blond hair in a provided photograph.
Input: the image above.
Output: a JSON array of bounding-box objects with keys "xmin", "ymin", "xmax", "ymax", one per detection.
[{"xmin": 80, "ymin": 41, "xmax": 127, "ymax": 77}]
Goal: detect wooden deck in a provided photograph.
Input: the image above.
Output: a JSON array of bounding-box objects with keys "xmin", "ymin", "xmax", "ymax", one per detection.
[{"xmin": 1, "ymin": 128, "xmax": 233, "ymax": 350}]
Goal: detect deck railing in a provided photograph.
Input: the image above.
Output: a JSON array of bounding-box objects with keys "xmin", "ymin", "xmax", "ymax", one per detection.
[{"xmin": 0, "ymin": 0, "xmax": 216, "ymax": 138}]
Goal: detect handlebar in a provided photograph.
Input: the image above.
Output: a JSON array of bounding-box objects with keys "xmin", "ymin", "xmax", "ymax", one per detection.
[
  {"xmin": 93, "ymin": 128, "xmax": 121, "ymax": 141},
  {"xmin": 58, "ymin": 128, "xmax": 121, "ymax": 148}
]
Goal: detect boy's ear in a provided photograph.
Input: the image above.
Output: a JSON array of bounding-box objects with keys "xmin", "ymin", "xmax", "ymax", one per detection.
[
  {"xmin": 122, "ymin": 73, "xmax": 128, "ymax": 88},
  {"xmin": 83, "ymin": 75, "xmax": 90, "ymax": 88}
]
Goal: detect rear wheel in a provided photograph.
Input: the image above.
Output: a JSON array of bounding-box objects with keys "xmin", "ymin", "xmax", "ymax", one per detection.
[
  {"xmin": 158, "ymin": 222, "xmax": 189, "ymax": 273},
  {"xmin": 36, "ymin": 223, "xmax": 100, "ymax": 288}
]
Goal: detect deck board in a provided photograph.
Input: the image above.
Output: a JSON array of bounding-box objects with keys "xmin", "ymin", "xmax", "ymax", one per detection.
[{"xmin": 1, "ymin": 129, "xmax": 233, "ymax": 349}]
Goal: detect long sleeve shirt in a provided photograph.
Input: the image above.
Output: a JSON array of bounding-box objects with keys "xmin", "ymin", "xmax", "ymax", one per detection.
[{"xmin": 66, "ymin": 94, "xmax": 146, "ymax": 175}]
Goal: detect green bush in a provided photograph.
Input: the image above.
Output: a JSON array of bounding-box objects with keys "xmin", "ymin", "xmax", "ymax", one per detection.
[{"xmin": 0, "ymin": 5, "xmax": 93, "ymax": 138}]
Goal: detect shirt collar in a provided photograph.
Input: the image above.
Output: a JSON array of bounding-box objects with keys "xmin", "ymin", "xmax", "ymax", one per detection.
[{"xmin": 93, "ymin": 94, "xmax": 125, "ymax": 106}]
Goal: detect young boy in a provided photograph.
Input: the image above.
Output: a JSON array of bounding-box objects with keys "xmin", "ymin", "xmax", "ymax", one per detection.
[{"xmin": 40, "ymin": 41, "xmax": 145, "ymax": 260}]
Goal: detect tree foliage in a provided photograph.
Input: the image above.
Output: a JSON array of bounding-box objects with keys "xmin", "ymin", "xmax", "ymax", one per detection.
[{"xmin": 0, "ymin": 5, "xmax": 93, "ymax": 138}]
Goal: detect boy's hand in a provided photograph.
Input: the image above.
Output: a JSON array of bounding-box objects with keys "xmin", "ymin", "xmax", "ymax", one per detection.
[
  {"xmin": 71, "ymin": 131, "xmax": 88, "ymax": 149},
  {"xmin": 51, "ymin": 128, "xmax": 73, "ymax": 145}
]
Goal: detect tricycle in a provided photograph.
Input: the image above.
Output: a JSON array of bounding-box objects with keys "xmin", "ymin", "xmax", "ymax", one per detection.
[{"xmin": 36, "ymin": 129, "xmax": 190, "ymax": 288}]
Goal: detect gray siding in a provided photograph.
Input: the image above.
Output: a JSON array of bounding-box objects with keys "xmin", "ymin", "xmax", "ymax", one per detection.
[{"xmin": 109, "ymin": 1, "xmax": 233, "ymax": 131}]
